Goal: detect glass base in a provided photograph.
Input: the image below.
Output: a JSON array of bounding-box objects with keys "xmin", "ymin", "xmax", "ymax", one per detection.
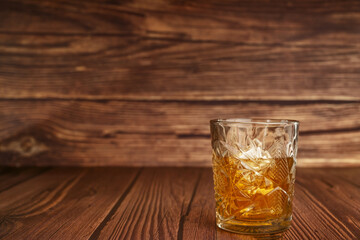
[{"xmin": 216, "ymin": 217, "xmax": 291, "ymax": 238}]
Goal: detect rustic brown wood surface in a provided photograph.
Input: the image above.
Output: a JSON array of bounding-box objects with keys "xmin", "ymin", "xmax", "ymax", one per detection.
[
  {"xmin": 0, "ymin": 0, "xmax": 360, "ymax": 166},
  {"xmin": 0, "ymin": 100, "xmax": 359, "ymax": 166},
  {"xmin": 0, "ymin": 167, "xmax": 359, "ymax": 239},
  {"xmin": 1, "ymin": 0, "xmax": 360, "ymax": 101}
]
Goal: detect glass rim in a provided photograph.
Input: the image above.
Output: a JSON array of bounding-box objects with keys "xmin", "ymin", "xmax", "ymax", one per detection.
[{"xmin": 210, "ymin": 118, "xmax": 299, "ymax": 126}]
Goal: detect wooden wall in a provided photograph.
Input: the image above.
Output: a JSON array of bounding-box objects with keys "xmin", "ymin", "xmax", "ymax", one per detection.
[{"xmin": 0, "ymin": 0, "xmax": 359, "ymax": 167}]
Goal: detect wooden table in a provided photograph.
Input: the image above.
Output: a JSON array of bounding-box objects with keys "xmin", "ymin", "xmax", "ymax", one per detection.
[{"xmin": 0, "ymin": 167, "xmax": 359, "ymax": 239}]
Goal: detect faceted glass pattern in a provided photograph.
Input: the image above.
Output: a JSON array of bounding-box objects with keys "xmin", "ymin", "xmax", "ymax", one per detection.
[{"xmin": 210, "ymin": 119, "xmax": 299, "ymax": 236}]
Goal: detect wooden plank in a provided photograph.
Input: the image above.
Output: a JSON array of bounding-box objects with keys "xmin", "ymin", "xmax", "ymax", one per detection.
[
  {"xmin": 295, "ymin": 168, "xmax": 360, "ymax": 237},
  {"xmin": 286, "ymin": 171, "xmax": 359, "ymax": 239},
  {"xmin": 91, "ymin": 167, "xmax": 203, "ymax": 239},
  {"xmin": 1, "ymin": 0, "xmax": 360, "ymax": 43},
  {"xmin": 1, "ymin": 0, "xmax": 360, "ymax": 101},
  {"xmin": 1, "ymin": 131, "xmax": 353, "ymax": 167},
  {"xmin": 328, "ymin": 167, "xmax": 360, "ymax": 187},
  {"xmin": 0, "ymin": 167, "xmax": 359, "ymax": 239},
  {"xmin": 0, "ymin": 100, "xmax": 359, "ymax": 166},
  {"xmin": 0, "ymin": 167, "xmax": 140, "ymax": 239},
  {"xmin": 0, "ymin": 32, "xmax": 359, "ymax": 101},
  {"xmin": 179, "ymin": 169, "xmax": 216, "ymax": 240},
  {"xmin": 0, "ymin": 167, "xmax": 49, "ymax": 192}
]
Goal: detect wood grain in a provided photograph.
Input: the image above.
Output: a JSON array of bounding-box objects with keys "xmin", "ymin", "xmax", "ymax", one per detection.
[
  {"xmin": 0, "ymin": 100, "xmax": 359, "ymax": 166},
  {"xmin": 1, "ymin": 0, "xmax": 360, "ymax": 100},
  {"xmin": 1, "ymin": 0, "xmax": 360, "ymax": 166},
  {"xmin": 91, "ymin": 168, "xmax": 204, "ymax": 239},
  {"xmin": 1, "ymin": 34, "xmax": 359, "ymax": 101},
  {"xmin": 0, "ymin": 167, "xmax": 359, "ymax": 239},
  {"xmin": 0, "ymin": 167, "xmax": 140, "ymax": 239},
  {"xmin": 295, "ymin": 168, "xmax": 360, "ymax": 239},
  {"xmin": 0, "ymin": 167, "xmax": 49, "ymax": 193}
]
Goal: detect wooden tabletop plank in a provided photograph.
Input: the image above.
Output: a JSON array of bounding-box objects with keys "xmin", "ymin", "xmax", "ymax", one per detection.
[
  {"xmin": 0, "ymin": 167, "xmax": 359, "ymax": 239},
  {"xmin": 180, "ymin": 169, "xmax": 216, "ymax": 240},
  {"xmin": 295, "ymin": 168, "xmax": 360, "ymax": 238},
  {"xmin": 0, "ymin": 167, "xmax": 140, "ymax": 239},
  {"xmin": 92, "ymin": 168, "xmax": 203, "ymax": 239},
  {"xmin": 0, "ymin": 167, "xmax": 49, "ymax": 193}
]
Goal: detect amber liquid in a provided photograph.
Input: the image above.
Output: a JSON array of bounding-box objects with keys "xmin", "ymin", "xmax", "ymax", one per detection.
[{"xmin": 212, "ymin": 155, "xmax": 295, "ymax": 234}]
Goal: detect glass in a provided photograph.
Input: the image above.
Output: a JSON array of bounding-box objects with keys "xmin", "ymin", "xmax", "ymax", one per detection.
[{"xmin": 210, "ymin": 118, "xmax": 299, "ymax": 237}]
